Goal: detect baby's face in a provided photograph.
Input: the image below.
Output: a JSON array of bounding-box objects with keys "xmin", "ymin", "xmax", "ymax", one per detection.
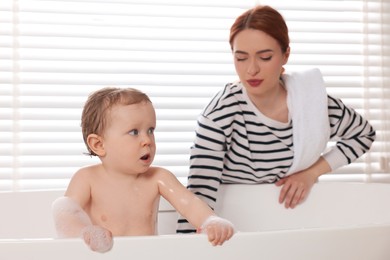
[{"xmin": 101, "ymin": 101, "xmax": 157, "ymax": 175}]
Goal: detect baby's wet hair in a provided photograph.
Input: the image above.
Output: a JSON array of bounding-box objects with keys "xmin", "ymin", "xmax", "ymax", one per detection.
[{"xmin": 81, "ymin": 87, "xmax": 151, "ymax": 156}]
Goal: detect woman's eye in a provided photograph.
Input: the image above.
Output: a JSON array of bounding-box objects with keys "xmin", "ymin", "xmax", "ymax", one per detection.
[
  {"xmin": 260, "ymin": 56, "xmax": 272, "ymax": 61},
  {"xmin": 234, "ymin": 53, "xmax": 248, "ymax": 62},
  {"xmin": 128, "ymin": 129, "xmax": 139, "ymax": 136}
]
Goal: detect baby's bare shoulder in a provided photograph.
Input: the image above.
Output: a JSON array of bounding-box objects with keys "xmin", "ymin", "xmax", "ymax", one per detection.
[
  {"xmin": 145, "ymin": 166, "xmax": 184, "ymax": 189},
  {"xmin": 65, "ymin": 164, "xmax": 103, "ymax": 199},
  {"xmin": 73, "ymin": 164, "xmax": 102, "ymax": 178},
  {"xmin": 147, "ymin": 166, "xmax": 175, "ymax": 178},
  {"xmin": 67, "ymin": 164, "xmax": 103, "ymax": 190}
]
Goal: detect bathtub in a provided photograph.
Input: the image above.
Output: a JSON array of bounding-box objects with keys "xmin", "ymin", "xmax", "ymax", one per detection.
[{"xmin": 0, "ymin": 182, "xmax": 390, "ymax": 260}]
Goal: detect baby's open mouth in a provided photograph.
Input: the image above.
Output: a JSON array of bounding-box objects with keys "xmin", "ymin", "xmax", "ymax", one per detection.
[{"xmin": 141, "ymin": 154, "xmax": 150, "ymax": 160}]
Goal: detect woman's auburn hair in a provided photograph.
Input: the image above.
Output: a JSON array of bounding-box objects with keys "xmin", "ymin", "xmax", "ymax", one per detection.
[{"xmin": 229, "ymin": 5, "xmax": 290, "ymax": 53}]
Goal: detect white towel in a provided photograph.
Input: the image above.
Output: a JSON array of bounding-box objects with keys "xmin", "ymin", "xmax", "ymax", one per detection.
[{"xmin": 282, "ymin": 68, "xmax": 330, "ymax": 175}]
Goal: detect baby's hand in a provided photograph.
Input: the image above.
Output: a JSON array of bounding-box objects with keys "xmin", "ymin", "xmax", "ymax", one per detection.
[
  {"xmin": 81, "ymin": 225, "xmax": 113, "ymax": 253},
  {"xmin": 199, "ymin": 215, "xmax": 235, "ymax": 246}
]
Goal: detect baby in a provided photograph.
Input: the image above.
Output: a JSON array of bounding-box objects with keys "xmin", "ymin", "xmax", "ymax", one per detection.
[{"xmin": 52, "ymin": 87, "xmax": 235, "ymax": 253}]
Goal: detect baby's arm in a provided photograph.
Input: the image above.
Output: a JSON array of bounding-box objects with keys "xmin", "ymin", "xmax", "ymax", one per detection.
[
  {"xmin": 52, "ymin": 170, "xmax": 113, "ymax": 253},
  {"xmin": 157, "ymin": 168, "xmax": 235, "ymax": 246}
]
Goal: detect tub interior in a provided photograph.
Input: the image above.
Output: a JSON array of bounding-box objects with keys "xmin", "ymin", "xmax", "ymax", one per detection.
[
  {"xmin": 1, "ymin": 182, "xmax": 390, "ymax": 239},
  {"xmin": 1, "ymin": 182, "xmax": 390, "ymax": 260}
]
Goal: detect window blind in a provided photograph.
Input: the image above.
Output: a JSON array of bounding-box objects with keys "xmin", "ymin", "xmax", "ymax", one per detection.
[{"xmin": 0, "ymin": 0, "xmax": 389, "ymax": 191}]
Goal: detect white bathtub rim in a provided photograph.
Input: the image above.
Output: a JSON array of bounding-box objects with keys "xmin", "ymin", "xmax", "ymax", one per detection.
[
  {"xmin": 1, "ymin": 224, "xmax": 390, "ymax": 260},
  {"xmin": 1, "ymin": 221, "xmax": 390, "ymax": 243}
]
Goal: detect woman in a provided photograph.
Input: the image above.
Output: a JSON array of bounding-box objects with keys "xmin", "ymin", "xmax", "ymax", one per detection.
[{"xmin": 177, "ymin": 5, "xmax": 375, "ymax": 233}]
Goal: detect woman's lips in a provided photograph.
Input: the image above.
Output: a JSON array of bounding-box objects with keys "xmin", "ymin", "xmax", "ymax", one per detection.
[{"xmin": 247, "ymin": 79, "xmax": 262, "ymax": 87}]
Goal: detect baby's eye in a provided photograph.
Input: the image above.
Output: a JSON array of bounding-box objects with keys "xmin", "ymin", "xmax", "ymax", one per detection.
[
  {"xmin": 148, "ymin": 127, "xmax": 155, "ymax": 135},
  {"xmin": 128, "ymin": 129, "xmax": 139, "ymax": 136}
]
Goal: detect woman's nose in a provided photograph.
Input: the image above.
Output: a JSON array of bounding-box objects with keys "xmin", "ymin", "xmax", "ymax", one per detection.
[{"xmin": 247, "ymin": 59, "xmax": 260, "ymax": 76}]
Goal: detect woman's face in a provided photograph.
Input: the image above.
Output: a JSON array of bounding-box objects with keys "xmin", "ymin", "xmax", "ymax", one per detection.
[{"xmin": 232, "ymin": 29, "xmax": 289, "ymax": 98}]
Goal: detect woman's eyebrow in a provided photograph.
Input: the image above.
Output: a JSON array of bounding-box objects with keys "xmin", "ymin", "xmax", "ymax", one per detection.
[
  {"xmin": 234, "ymin": 49, "xmax": 273, "ymax": 55},
  {"xmin": 256, "ymin": 49, "xmax": 273, "ymax": 54},
  {"xmin": 234, "ymin": 50, "xmax": 248, "ymax": 55}
]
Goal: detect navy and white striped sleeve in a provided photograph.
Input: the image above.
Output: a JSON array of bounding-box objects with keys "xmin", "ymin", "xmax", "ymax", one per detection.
[
  {"xmin": 323, "ymin": 95, "xmax": 376, "ymax": 170},
  {"xmin": 176, "ymin": 115, "xmax": 227, "ymax": 233}
]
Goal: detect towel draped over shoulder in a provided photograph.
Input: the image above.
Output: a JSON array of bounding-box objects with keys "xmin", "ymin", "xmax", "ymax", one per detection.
[{"xmin": 282, "ymin": 68, "xmax": 330, "ymax": 175}]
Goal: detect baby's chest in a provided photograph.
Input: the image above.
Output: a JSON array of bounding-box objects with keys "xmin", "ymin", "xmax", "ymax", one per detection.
[
  {"xmin": 91, "ymin": 194, "xmax": 159, "ymax": 233},
  {"xmin": 100, "ymin": 190, "xmax": 158, "ymax": 213}
]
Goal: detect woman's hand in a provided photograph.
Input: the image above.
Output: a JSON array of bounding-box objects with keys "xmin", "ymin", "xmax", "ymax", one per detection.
[
  {"xmin": 275, "ymin": 157, "xmax": 331, "ymax": 209},
  {"xmin": 275, "ymin": 169, "xmax": 318, "ymax": 209}
]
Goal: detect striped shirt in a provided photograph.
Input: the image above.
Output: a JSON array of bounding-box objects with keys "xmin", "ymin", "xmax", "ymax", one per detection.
[{"xmin": 177, "ymin": 81, "xmax": 376, "ymax": 233}]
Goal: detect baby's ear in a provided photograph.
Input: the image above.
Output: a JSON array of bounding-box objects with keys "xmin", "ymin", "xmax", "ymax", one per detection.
[{"xmin": 87, "ymin": 134, "xmax": 105, "ymax": 156}]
